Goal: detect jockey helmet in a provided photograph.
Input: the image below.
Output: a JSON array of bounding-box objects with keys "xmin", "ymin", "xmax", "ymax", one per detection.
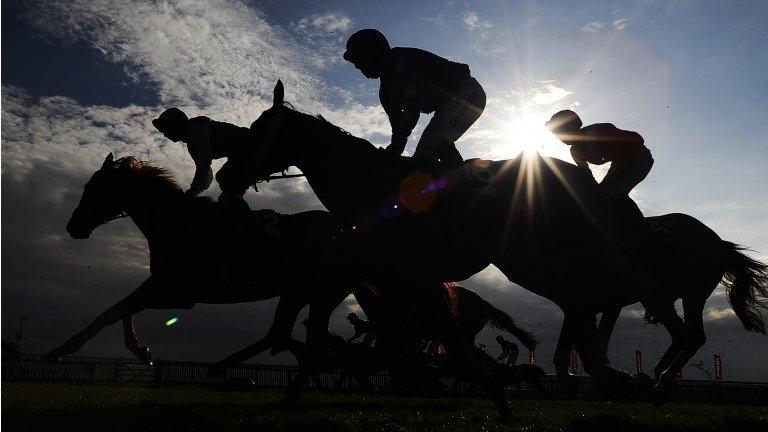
[
  {"xmin": 546, "ymin": 110, "xmax": 582, "ymax": 133},
  {"xmin": 152, "ymin": 107, "xmax": 188, "ymax": 132},
  {"xmin": 343, "ymin": 29, "xmax": 390, "ymax": 63},
  {"xmin": 347, "ymin": 312, "xmax": 359, "ymax": 321}
]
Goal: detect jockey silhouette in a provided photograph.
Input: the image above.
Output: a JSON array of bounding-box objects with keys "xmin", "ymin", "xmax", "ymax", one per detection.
[
  {"xmin": 344, "ymin": 29, "xmax": 486, "ymax": 168},
  {"xmin": 546, "ymin": 110, "xmax": 653, "ymax": 197},
  {"xmin": 347, "ymin": 312, "xmax": 375, "ymax": 346},
  {"xmin": 496, "ymin": 335, "xmax": 519, "ymax": 366},
  {"xmin": 152, "ymin": 108, "xmax": 253, "ymax": 210}
]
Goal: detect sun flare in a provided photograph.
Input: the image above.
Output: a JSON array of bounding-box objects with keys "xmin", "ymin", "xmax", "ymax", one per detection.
[{"xmin": 485, "ymin": 112, "xmax": 569, "ymax": 161}]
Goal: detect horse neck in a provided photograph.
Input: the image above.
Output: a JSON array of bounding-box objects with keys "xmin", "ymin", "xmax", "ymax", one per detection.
[
  {"xmin": 122, "ymin": 181, "xmax": 185, "ymax": 241},
  {"xmin": 284, "ymin": 113, "xmax": 394, "ymax": 218}
]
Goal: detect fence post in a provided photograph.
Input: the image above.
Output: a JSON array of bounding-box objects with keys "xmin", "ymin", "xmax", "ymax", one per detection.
[
  {"xmin": 153, "ymin": 360, "xmax": 163, "ymax": 388},
  {"xmin": 89, "ymin": 359, "xmax": 97, "ymax": 384},
  {"xmin": 112, "ymin": 359, "xmax": 122, "ymax": 386}
]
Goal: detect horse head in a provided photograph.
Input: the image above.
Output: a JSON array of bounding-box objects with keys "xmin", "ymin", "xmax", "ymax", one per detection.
[
  {"xmin": 248, "ymin": 80, "xmax": 317, "ymax": 182},
  {"xmin": 66, "ymin": 153, "xmax": 179, "ymax": 239}
]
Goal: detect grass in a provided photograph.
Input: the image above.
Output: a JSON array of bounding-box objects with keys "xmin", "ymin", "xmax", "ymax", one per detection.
[{"xmin": 2, "ymin": 383, "xmax": 767, "ymax": 432}]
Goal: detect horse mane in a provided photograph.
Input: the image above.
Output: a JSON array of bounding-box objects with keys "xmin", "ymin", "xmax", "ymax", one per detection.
[
  {"xmin": 112, "ymin": 156, "xmax": 181, "ymax": 190},
  {"xmin": 442, "ymin": 282, "xmax": 459, "ymax": 316},
  {"xmin": 111, "ymin": 156, "xmax": 214, "ymax": 204}
]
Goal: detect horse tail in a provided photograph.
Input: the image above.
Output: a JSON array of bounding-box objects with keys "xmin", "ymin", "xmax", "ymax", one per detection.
[
  {"xmin": 487, "ymin": 303, "xmax": 538, "ymax": 351},
  {"xmin": 722, "ymin": 241, "xmax": 768, "ymax": 334}
]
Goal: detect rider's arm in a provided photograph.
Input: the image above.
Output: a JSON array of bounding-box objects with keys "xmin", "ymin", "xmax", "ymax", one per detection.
[
  {"xmin": 380, "ymin": 85, "xmax": 402, "ymax": 133},
  {"xmin": 570, "ymin": 145, "xmax": 594, "ymax": 179},
  {"xmin": 186, "ymin": 122, "xmax": 214, "ymax": 196},
  {"xmin": 383, "ymin": 78, "xmax": 421, "ymax": 155}
]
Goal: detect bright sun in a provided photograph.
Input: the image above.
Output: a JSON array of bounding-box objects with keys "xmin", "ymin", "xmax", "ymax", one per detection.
[{"xmin": 486, "ymin": 112, "xmax": 568, "ymax": 161}]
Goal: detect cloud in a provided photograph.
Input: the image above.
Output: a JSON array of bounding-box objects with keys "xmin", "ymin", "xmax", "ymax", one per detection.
[
  {"xmin": 582, "ymin": 21, "xmax": 606, "ymax": 34},
  {"xmin": 530, "ymin": 84, "xmax": 573, "ymax": 105},
  {"xmin": 704, "ymin": 307, "xmax": 736, "ymax": 322},
  {"xmin": 462, "ymin": 11, "xmax": 493, "ymax": 34},
  {"xmin": 582, "ymin": 18, "xmax": 628, "ymax": 33},
  {"xmin": 1, "ymin": 0, "xmax": 387, "ymax": 362},
  {"xmin": 461, "ymin": 11, "xmax": 503, "ymax": 55},
  {"xmin": 296, "ymin": 11, "xmax": 352, "ymax": 33}
]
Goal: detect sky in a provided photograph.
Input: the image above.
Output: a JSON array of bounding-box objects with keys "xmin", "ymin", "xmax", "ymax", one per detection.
[{"xmin": 2, "ymin": 0, "xmax": 767, "ymax": 381}]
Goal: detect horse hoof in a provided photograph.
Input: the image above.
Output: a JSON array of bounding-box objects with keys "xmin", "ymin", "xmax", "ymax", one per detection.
[
  {"xmin": 652, "ymin": 387, "xmax": 672, "ymax": 407},
  {"xmin": 557, "ymin": 374, "xmax": 579, "ymax": 398},
  {"xmin": 652, "ymin": 375, "xmax": 675, "ymax": 406}
]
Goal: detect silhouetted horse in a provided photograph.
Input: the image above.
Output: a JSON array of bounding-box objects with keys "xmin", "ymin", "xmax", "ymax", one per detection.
[
  {"xmin": 44, "ymin": 154, "xmax": 479, "ymax": 411},
  {"xmin": 351, "ymin": 283, "xmax": 537, "ymax": 395},
  {"xmin": 555, "ymin": 229, "xmax": 768, "ymax": 402},
  {"xmin": 354, "ymin": 283, "xmax": 537, "ymax": 354},
  {"xmin": 43, "ymin": 154, "xmax": 354, "ymax": 370},
  {"xmin": 242, "ymin": 81, "xmax": 767, "ymax": 413}
]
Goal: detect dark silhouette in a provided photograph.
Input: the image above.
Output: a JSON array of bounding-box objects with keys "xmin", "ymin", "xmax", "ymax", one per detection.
[
  {"xmin": 545, "ymin": 110, "xmax": 652, "ymax": 197},
  {"xmin": 553, "ymin": 239, "xmax": 768, "ymax": 404},
  {"xmin": 243, "ymin": 81, "xmax": 768, "ymax": 414},
  {"xmin": 152, "ymin": 108, "xmax": 254, "ymax": 207},
  {"xmin": 43, "ymin": 154, "xmax": 354, "ymax": 372},
  {"xmin": 344, "ymin": 29, "xmax": 486, "ymax": 168},
  {"xmin": 298, "ymin": 319, "xmax": 379, "ymax": 394},
  {"xmin": 351, "ymin": 282, "xmax": 537, "ymax": 401},
  {"xmin": 346, "ymin": 312, "xmax": 375, "ymax": 346},
  {"xmin": 496, "ymin": 335, "xmax": 520, "ymax": 366},
  {"xmin": 44, "ymin": 154, "xmax": 484, "ymax": 412}
]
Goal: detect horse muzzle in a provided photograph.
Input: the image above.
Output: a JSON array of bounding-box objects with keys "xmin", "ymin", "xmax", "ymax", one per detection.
[{"xmin": 66, "ymin": 208, "xmax": 94, "ymax": 239}]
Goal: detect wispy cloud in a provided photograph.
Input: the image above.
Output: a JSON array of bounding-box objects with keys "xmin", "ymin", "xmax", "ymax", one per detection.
[
  {"xmin": 296, "ymin": 11, "xmax": 352, "ymax": 33},
  {"xmin": 582, "ymin": 21, "xmax": 606, "ymax": 34},
  {"xmin": 529, "ymin": 84, "xmax": 573, "ymax": 105},
  {"xmin": 582, "ymin": 18, "xmax": 628, "ymax": 33},
  {"xmin": 462, "ymin": 11, "xmax": 493, "ymax": 36}
]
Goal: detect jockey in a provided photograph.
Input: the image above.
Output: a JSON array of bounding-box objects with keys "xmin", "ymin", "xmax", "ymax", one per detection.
[
  {"xmin": 343, "ymin": 29, "xmax": 486, "ymax": 168},
  {"xmin": 496, "ymin": 335, "xmax": 519, "ymax": 366},
  {"xmin": 152, "ymin": 108, "xmax": 253, "ymax": 210},
  {"xmin": 546, "ymin": 110, "xmax": 653, "ymax": 196}
]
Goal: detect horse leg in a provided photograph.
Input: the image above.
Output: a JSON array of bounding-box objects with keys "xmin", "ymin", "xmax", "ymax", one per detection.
[
  {"xmin": 438, "ymin": 296, "xmax": 512, "ymax": 420},
  {"xmin": 122, "ymin": 316, "xmax": 152, "ymax": 365},
  {"xmin": 553, "ymin": 316, "xmax": 579, "ymax": 397},
  {"xmin": 647, "ymin": 301, "xmax": 685, "ymax": 383},
  {"xmin": 207, "ymin": 294, "xmax": 306, "ymax": 376},
  {"xmin": 281, "ymin": 284, "xmax": 350, "ymax": 407},
  {"xmin": 568, "ymin": 310, "xmax": 636, "ymax": 400},
  {"xmin": 654, "ymin": 296, "xmax": 707, "ymax": 404},
  {"xmin": 42, "ymin": 277, "xmax": 153, "ymax": 361},
  {"xmin": 591, "ymin": 307, "xmax": 621, "ymax": 365}
]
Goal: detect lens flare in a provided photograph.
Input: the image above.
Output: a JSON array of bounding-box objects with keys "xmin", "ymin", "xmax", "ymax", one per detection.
[{"xmin": 165, "ymin": 317, "xmax": 180, "ymax": 326}]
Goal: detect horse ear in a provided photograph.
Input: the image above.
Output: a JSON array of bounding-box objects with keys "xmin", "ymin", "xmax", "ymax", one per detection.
[
  {"xmin": 273, "ymin": 80, "xmax": 284, "ymax": 107},
  {"xmin": 102, "ymin": 153, "xmax": 114, "ymax": 169}
]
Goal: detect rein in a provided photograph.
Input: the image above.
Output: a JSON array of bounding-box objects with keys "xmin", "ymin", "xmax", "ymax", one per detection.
[
  {"xmin": 105, "ymin": 212, "xmax": 129, "ymax": 223},
  {"xmin": 259, "ymin": 172, "xmax": 306, "ymax": 183}
]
